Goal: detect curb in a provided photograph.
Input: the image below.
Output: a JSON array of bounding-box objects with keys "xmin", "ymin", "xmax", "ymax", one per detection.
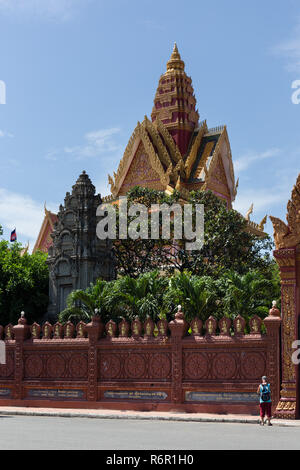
[
  {"xmin": 0, "ymin": 408, "xmax": 297, "ymax": 426},
  {"xmin": 0, "ymin": 409, "xmax": 259, "ymax": 424}
]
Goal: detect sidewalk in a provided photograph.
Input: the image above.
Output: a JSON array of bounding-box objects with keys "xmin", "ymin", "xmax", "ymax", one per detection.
[{"xmin": 0, "ymin": 406, "xmax": 299, "ymax": 426}]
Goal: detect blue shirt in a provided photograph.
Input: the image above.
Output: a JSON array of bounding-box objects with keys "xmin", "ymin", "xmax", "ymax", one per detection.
[{"xmin": 259, "ymin": 383, "xmax": 271, "ymax": 403}]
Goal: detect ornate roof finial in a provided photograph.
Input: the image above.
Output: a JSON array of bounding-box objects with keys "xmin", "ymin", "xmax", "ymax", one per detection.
[
  {"xmin": 245, "ymin": 203, "xmax": 254, "ymax": 222},
  {"xmin": 44, "ymin": 201, "xmax": 50, "ymax": 216},
  {"xmin": 166, "ymin": 42, "xmax": 185, "ymax": 72}
]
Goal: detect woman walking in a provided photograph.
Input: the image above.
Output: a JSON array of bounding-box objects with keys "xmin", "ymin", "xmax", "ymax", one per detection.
[{"xmin": 257, "ymin": 376, "xmax": 272, "ymax": 426}]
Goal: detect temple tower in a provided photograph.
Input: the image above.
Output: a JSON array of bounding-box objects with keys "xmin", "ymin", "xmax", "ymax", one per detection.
[
  {"xmin": 108, "ymin": 43, "xmax": 239, "ymax": 210},
  {"xmin": 151, "ymin": 43, "xmax": 199, "ymax": 156},
  {"xmin": 46, "ymin": 171, "xmax": 115, "ymax": 321}
]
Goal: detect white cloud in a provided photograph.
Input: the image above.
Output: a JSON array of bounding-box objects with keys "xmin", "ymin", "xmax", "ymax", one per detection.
[
  {"xmin": 95, "ymin": 178, "xmax": 111, "ymax": 198},
  {"xmin": 233, "ymin": 188, "xmax": 287, "ymax": 216},
  {"xmin": 272, "ymin": 18, "xmax": 300, "ymax": 72},
  {"xmin": 233, "ymin": 144, "xmax": 300, "ymax": 239},
  {"xmin": 0, "ymin": 0, "xmax": 89, "ymax": 21},
  {"xmin": 0, "ymin": 129, "xmax": 13, "ymax": 138},
  {"xmin": 0, "ymin": 188, "xmax": 57, "ymax": 247},
  {"xmin": 234, "ymin": 148, "xmax": 281, "ymax": 174},
  {"xmin": 46, "ymin": 127, "xmax": 122, "ymax": 161},
  {"xmin": 233, "ymin": 184, "xmax": 295, "ymax": 240}
]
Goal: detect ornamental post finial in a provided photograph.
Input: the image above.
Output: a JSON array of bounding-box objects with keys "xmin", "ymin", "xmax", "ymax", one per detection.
[
  {"xmin": 18, "ymin": 311, "xmax": 27, "ymax": 325},
  {"xmin": 269, "ymin": 300, "xmax": 281, "ymax": 318}
]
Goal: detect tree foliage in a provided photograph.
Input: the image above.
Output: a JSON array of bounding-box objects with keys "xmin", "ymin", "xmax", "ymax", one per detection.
[
  {"xmin": 59, "ymin": 280, "xmax": 115, "ymax": 324},
  {"xmin": 112, "ymin": 186, "xmax": 275, "ymax": 278},
  {"xmin": 112, "ymin": 186, "xmax": 180, "ymax": 277},
  {"xmin": 60, "ymin": 269, "xmax": 280, "ymax": 326},
  {"xmin": 0, "ymin": 235, "xmax": 49, "ymax": 325}
]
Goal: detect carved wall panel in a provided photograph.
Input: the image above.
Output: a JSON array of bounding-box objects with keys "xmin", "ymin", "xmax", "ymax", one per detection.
[
  {"xmin": 98, "ymin": 351, "xmax": 172, "ymax": 381},
  {"xmin": 184, "ymin": 353, "xmax": 208, "ymax": 380},
  {"xmin": 0, "ymin": 350, "xmax": 14, "ymax": 379},
  {"xmin": 23, "ymin": 351, "xmax": 88, "ymax": 381},
  {"xmin": 183, "ymin": 350, "xmax": 267, "ymax": 381}
]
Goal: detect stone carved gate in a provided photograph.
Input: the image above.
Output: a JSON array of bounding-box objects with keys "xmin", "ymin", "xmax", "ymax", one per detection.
[{"xmin": 270, "ymin": 173, "xmax": 300, "ymax": 418}]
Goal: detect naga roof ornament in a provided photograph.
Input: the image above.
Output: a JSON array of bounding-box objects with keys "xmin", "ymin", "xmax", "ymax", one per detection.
[{"xmin": 270, "ymin": 174, "xmax": 300, "ymax": 249}]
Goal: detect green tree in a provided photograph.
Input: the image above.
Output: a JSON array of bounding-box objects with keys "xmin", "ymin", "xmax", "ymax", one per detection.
[
  {"xmin": 112, "ymin": 186, "xmax": 275, "ymax": 279},
  {"xmin": 58, "ymin": 279, "xmax": 115, "ymax": 324},
  {"xmin": 222, "ymin": 270, "xmax": 278, "ymax": 321},
  {"xmin": 112, "ymin": 186, "xmax": 180, "ymax": 277},
  {"xmin": 0, "ymin": 240, "xmax": 49, "ymax": 325},
  {"xmin": 60, "ymin": 271, "xmax": 168, "ymax": 324},
  {"xmin": 172, "ymin": 190, "xmax": 274, "ymax": 277},
  {"xmin": 163, "ymin": 271, "xmax": 218, "ymax": 322},
  {"xmin": 106, "ymin": 271, "xmax": 168, "ymax": 322}
]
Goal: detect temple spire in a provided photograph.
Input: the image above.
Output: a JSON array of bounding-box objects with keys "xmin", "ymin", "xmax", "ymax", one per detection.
[
  {"xmin": 151, "ymin": 43, "xmax": 199, "ymax": 156},
  {"xmin": 166, "ymin": 42, "xmax": 185, "ymax": 72}
]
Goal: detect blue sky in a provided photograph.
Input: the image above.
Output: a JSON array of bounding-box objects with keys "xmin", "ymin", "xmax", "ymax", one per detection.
[{"xmin": 0, "ymin": 0, "xmax": 300, "ymax": 248}]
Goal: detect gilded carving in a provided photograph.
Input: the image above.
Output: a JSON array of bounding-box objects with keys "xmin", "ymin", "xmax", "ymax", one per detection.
[
  {"xmin": 276, "ymin": 401, "xmax": 296, "ymax": 412},
  {"xmin": 209, "ymin": 155, "xmax": 229, "ymax": 187},
  {"xmin": 281, "ymin": 286, "xmax": 296, "ymax": 382},
  {"xmin": 185, "ymin": 120, "xmax": 207, "ymax": 178},
  {"xmin": 194, "ymin": 141, "xmax": 215, "ymax": 180},
  {"xmin": 270, "ymin": 174, "xmax": 300, "ymax": 249},
  {"xmin": 119, "ymin": 144, "xmax": 164, "ymax": 195},
  {"xmin": 258, "ymin": 215, "xmax": 267, "ymax": 231},
  {"xmin": 144, "ymin": 116, "xmax": 172, "ymax": 168},
  {"xmin": 155, "ymin": 118, "xmax": 183, "ymax": 164}
]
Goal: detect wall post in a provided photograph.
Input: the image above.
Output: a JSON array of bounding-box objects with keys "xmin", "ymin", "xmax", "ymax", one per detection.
[
  {"xmin": 86, "ymin": 313, "xmax": 103, "ymax": 402},
  {"xmin": 264, "ymin": 302, "xmax": 282, "ymax": 415},
  {"xmin": 12, "ymin": 312, "xmax": 30, "ymax": 400},
  {"xmin": 169, "ymin": 306, "xmax": 188, "ymax": 406}
]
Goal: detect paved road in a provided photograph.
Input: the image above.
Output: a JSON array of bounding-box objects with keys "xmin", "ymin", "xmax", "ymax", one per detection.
[{"xmin": 0, "ymin": 416, "xmax": 299, "ymax": 450}]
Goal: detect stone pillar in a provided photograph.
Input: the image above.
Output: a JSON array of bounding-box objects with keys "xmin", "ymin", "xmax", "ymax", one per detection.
[
  {"xmin": 12, "ymin": 312, "xmax": 30, "ymax": 400},
  {"xmin": 273, "ymin": 248, "xmax": 299, "ymax": 418},
  {"xmin": 264, "ymin": 302, "xmax": 282, "ymax": 415},
  {"xmin": 169, "ymin": 305, "xmax": 188, "ymax": 406},
  {"xmin": 86, "ymin": 313, "xmax": 103, "ymax": 402}
]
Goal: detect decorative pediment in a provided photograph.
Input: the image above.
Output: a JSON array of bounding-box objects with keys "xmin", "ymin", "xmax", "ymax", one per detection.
[
  {"xmin": 108, "ymin": 117, "xmax": 185, "ymax": 197},
  {"xmin": 119, "ymin": 142, "xmax": 165, "ymax": 195},
  {"xmin": 33, "ymin": 205, "xmax": 57, "ymax": 253},
  {"xmin": 206, "ymin": 154, "xmax": 231, "ymax": 198},
  {"xmin": 186, "ymin": 126, "xmax": 236, "ymax": 203},
  {"xmin": 202, "ymin": 128, "xmax": 235, "ymax": 199}
]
